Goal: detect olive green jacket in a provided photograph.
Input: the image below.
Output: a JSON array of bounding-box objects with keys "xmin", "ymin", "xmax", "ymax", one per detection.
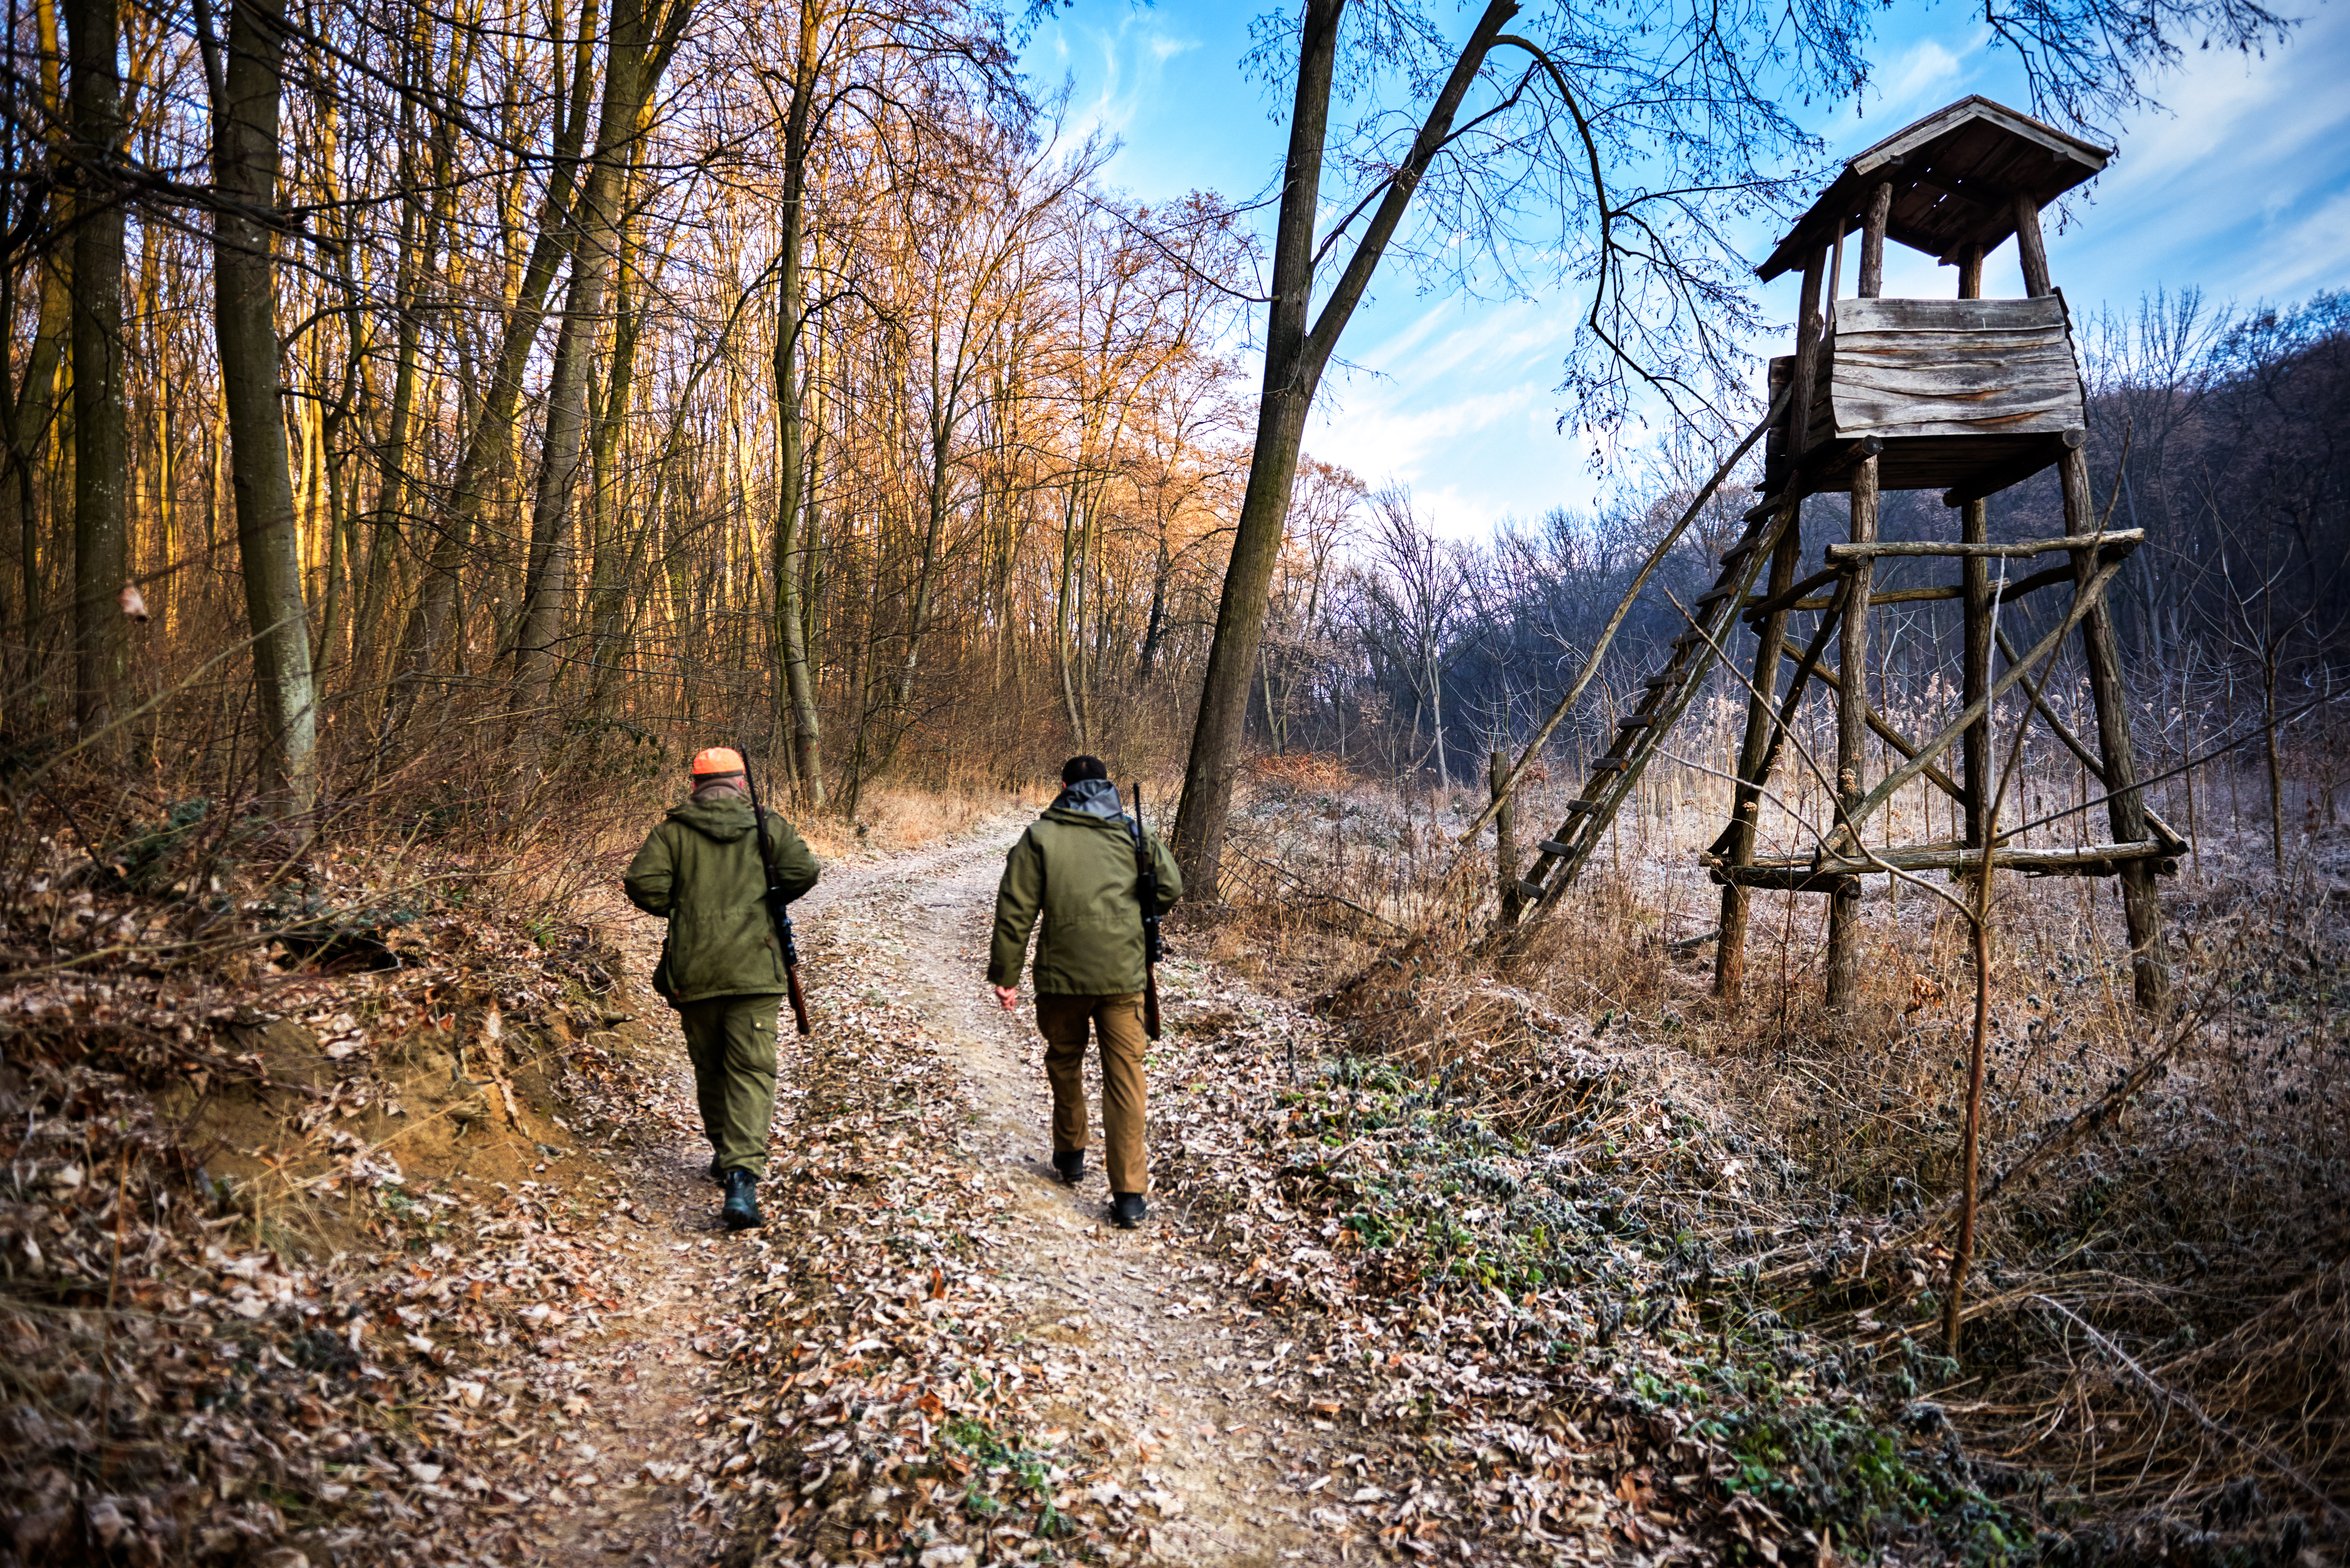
[
  {"xmin": 623, "ymin": 795, "xmax": 819, "ymax": 1006},
  {"xmin": 989, "ymin": 783, "xmax": 1181, "ymax": 996}
]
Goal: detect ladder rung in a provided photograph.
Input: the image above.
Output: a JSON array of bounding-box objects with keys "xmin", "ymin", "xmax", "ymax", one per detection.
[
  {"xmin": 1588, "ymin": 758, "xmax": 1629, "ymax": 773},
  {"xmin": 1618, "ymin": 715, "xmax": 1656, "ymax": 730},
  {"xmin": 1565, "ymin": 800, "xmax": 1602, "ymax": 813},
  {"xmin": 1518, "ymin": 879, "xmax": 1549, "ymax": 901},
  {"xmin": 1641, "ymin": 671, "xmax": 1681, "ymax": 691},
  {"xmin": 1538, "ymin": 838, "xmax": 1574, "ymax": 857},
  {"xmin": 1694, "ymin": 584, "xmax": 1734, "ymax": 606},
  {"xmin": 1720, "ymin": 536, "xmax": 1759, "ymax": 563}
]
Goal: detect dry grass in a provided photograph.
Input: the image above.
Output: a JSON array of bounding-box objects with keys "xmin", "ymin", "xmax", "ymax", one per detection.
[{"xmin": 1204, "ymin": 748, "xmax": 2349, "ymax": 1560}]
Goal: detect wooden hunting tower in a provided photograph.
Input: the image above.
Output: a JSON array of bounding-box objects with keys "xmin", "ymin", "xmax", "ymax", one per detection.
[{"xmin": 1506, "ymin": 96, "xmax": 2180, "ymax": 1012}]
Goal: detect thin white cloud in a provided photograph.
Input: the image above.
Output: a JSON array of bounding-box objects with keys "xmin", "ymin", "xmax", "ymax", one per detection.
[{"xmin": 2248, "ymin": 186, "xmax": 2350, "ymax": 300}]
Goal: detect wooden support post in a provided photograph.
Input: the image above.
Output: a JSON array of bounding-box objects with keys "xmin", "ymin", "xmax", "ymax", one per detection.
[
  {"xmin": 1829, "ymin": 453, "xmax": 1877, "ymax": 1011},
  {"xmin": 1828, "ymin": 187, "xmax": 1891, "ymax": 1014},
  {"xmin": 2011, "ymin": 193, "xmax": 2169, "ymax": 1014},
  {"xmin": 1492, "ymin": 746, "xmax": 1522, "ymax": 926},
  {"xmin": 1856, "ymin": 181, "xmax": 1893, "ymax": 298},
  {"xmin": 1716, "ymin": 243, "xmax": 1827, "ymax": 1001},
  {"xmin": 1957, "ymin": 242, "xmax": 1991, "ymax": 851}
]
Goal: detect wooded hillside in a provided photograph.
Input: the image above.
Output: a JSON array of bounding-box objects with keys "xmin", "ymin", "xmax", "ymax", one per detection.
[{"xmin": 0, "ymin": 0, "xmax": 1254, "ymax": 809}]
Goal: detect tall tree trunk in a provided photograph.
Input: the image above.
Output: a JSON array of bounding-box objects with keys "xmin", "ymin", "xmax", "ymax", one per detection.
[
  {"xmin": 583, "ymin": 199, "xmax": 644, "ymax": 711},
  {"xmin": 66, "ymin": 0, "xmax": 127, "ymax": 737},
  {"xmin": 511, "ymin": 0, "xmax": 665, "ymax": 720},
  {"xmin": 213, "ymin": 0, "xmax": 317, "ymax": 807},
  {"xmin": 385, "ymin": 0, "xmax": 603, "ymax": 727},
  {"xmin": 352, "ymin": 7, "xmax": 468, "ymax": 698},
  {"xmin": 770, "ymin": 10, "xmax": 826, "ymax": 804},
  {"xmin": 2, "ymin": 0, "xmax": 68, "ymax": 667},
  {"xmin": 1135, "ymin": 516, "xmax": 1170, "ymax": 682},
  {"xmin": 1055, "ymin": 485, "xmax": 1086, "ymax": 748},
  {"xmin": 1172, "ymin": 0, "xmax": 1516, "ymax": 898}
]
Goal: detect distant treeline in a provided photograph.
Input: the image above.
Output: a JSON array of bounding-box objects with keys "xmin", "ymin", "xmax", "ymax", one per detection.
[{"xmin": 1254, "ymin": 289, "xmax": 2350, "ymax": 823}]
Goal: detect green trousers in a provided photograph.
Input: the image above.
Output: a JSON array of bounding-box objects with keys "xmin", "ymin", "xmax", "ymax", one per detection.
[{"xmin": 678, "ymin": 993, "xmax": 780, "ymax": 1177}]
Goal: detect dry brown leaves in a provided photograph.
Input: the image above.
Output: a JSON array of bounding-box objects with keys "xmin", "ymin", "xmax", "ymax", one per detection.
[{"xmin": 710, "ymin": 913, "xmax": 1157, "ymax": 1568}]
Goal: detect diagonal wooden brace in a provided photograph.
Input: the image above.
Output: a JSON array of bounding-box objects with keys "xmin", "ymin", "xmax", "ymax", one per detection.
[
  {"xmin": 1778, "ymin": 647, "xmax": 1968, "ymax": 804},
  {"xmin": 1829, "ymin": 550, "xmax": 2128, "ymax": 849}
]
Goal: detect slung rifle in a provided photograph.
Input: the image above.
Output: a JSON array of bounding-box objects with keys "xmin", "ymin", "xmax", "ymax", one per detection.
[{"xmin": 742, "ymin": 758, "xmax": 812, "ymax": 1036}]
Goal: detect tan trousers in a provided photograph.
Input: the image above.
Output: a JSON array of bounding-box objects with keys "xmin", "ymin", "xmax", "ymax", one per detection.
[{"xmin": 1035, "ymin": 991, "xmax": 1148, "ymax": 1195}]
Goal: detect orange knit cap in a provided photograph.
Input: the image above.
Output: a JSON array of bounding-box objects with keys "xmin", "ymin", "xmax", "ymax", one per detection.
[{"xmin": 689, "ymin": 746, "xmax": 745, "ymax": 776}]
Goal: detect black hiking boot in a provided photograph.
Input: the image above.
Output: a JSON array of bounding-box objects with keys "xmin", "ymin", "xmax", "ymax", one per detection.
[
  {"xmin": 1052, "ymin": 1150, "xmax": 1085, "ymax": 1186},
  {"xmin": 1110, "ymin": 1192, "xmax": 1146, "ymax": 1230},
  {"xmin": 720, "ymin": 1169, "xmax": 765, "ymax": 1232}
]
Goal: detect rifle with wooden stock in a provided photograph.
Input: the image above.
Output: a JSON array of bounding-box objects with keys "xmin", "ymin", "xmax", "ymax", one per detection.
[
  {"xmin": 1126, "ymin": 781, "xmax": 1163, "ymax": 1040},
  {"xmin": 742, "ymin": 759, "xmax": 812, "ymax": 1036}
]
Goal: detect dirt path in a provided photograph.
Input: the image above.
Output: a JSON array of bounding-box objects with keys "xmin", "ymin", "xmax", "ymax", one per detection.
[
  {"xmin": 824, "ymin": 837, "xmax": 1344, "ymax": 1566},
  {"xmin": 524, "ymin": 826, "xmax": 1343, "ymax": 1567},
  {"xmin": 499, "ymin": 842, "xmax": 978, "ymax": 1567}
]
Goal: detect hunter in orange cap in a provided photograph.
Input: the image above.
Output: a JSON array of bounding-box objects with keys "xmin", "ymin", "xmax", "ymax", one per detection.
[{"xmin": 622, "ymin": 744, "xmax": 819, "ymax": 1230}]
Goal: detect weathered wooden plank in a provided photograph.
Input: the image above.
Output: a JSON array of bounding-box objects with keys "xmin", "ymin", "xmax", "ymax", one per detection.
[
  {"xmin": 1825, "ymin": 529, "xmax": 2141, "ymax": 562},
  {"xmin": 1742, "ymin": 564, "xmax": 1842, "ymax": 622},
  {"xmin": 1835, "ymin": 295, "xmax": 2066, "ymax": 332},
  {"xmin": 1779, "ymin": 555, "xmax": 2087, "ymax": 612},
  {"xmin": 1805, "ymin": 294, "xmax": 2087, "ymax": 446},
  {"xmin": 1743, "ymin": 437, "xmax": 1884, "ymax": 517},
  {"xmin": 1939, "ymin": 429, "xmax": 2085, "ymax": 506},
  {"xmin": 1724, "ymin": 837, "xmax": 2177, "ymax": 883}
]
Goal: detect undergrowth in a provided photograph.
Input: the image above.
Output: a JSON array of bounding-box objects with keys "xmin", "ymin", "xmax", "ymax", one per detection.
[{"xmin": 1192, "ymin": 756, "xmax": 2348, "ymax": 1564}]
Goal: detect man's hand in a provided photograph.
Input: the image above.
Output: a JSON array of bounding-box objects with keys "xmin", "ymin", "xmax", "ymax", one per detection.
[{"xmin": 993, "ymin": 984, "xmax": 1018, "ymax": 1011}]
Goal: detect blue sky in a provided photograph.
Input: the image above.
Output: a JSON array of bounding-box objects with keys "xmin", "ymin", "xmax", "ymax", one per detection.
[{"xmin": 1024, "ymin": 1, "xmax": 2350, "ymax": 534}]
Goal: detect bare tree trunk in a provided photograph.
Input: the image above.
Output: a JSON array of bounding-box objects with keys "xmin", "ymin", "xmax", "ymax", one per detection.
[
  {"xmin": 353, "ymin": 13, "xmax": 469, "ymax": 697},
  {"xmin": 769, "ymin": 13, "xmax": 826, "ymax": 803},
  {"xmin": 1173, "ymin": 0, "xmax": 1516, "ymax": 898},
  {"xmin": 66, "ymin": 0, "xmax": 127, "ymax": 737},
  {"xmin": 2264, "ymin": 641, "xmax": 2286, "ymax": 877},
  {"xmin": 1, "ymin": 0, "xmax": 68, "ymax": 667},
  {"xmin": 386, "ymin": 0, "xmax": 603, "ymax": 726},
  {"xmin": 1055, "ymin": 485, "xmax": 1087, "ymax": 749},
  {"xmin": 584, "ymin": 204, "xmax": 644, "ymax": 709},
  {"xmin": 2, "ymin": 242, "xmax": 69, "ymax": 666},
  {"xmin": 511, "ymin": 0, "xmax": 670, "ymax": 721},
  {"xmin": 212, "ymin": 0, "xmax": 317, "ymax": 807}
]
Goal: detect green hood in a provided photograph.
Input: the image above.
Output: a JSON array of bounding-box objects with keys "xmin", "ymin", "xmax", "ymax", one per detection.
[{"xmin": 666, "ymin": 795, "xmax": 757, "ymax": 843}]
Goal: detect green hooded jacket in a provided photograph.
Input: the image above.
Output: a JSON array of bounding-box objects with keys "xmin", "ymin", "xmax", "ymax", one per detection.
[
  {"xmin": 989, "ymin": 780, "xmax": 1181, "ymax": 996},
  {"xmin": 623, "ymin": 794, "xmax": 820, "ymax": 1005}
]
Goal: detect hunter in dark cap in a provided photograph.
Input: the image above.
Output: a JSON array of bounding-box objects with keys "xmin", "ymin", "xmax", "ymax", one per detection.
[{"xmin": 988, "ymin": 756, "xmax": 1180, "ymax": 1229}]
